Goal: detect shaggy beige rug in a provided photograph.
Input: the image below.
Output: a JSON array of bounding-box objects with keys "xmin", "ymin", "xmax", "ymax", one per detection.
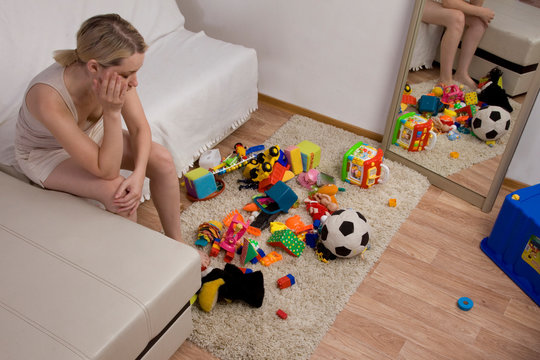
[
  {"xmin": 180, "ymin": 115, "xmax": 430, "ymax": 360},
  {"xmin": 391, "ymin": 80, "xmax": 521, "ymax": 177}
]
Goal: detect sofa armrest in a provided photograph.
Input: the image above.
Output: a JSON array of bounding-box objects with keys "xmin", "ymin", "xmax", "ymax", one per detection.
[{"xmin": 0, "ymin": 171, "xmax": 200, "ymax": 359}]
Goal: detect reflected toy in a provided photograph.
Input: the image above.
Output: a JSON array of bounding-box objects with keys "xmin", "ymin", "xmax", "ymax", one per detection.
[{"xmin": 393, "ymin": 112, "xmax": 437, "ymax": 152}]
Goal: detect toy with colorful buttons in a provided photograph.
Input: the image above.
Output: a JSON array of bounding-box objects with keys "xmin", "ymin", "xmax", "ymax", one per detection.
[
  {"xmin": 342, "ymin": 141, "xmax": 390, "ymax": 188},
  {"xmin": 393, "ymin": 112, "xmax": 437, "ymax": 152}
]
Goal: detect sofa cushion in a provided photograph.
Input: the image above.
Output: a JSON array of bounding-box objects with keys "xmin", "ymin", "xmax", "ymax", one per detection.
[
  {"xmin": 480, "ymin": 0, "xmax": 540, "ymax": 67},
  {"xmin": 0, "ymin": 172, "xmax": 201, "ymax": 360}
]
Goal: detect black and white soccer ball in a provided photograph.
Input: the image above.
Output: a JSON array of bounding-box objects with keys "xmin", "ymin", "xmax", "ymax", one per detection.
[
  {"xmin": 471, "ymin": 106, "xmax": 511, "ymax": 142},
  {"xmin": 320, "ymin": 209, "xmax": 371, "ymax": 258}
]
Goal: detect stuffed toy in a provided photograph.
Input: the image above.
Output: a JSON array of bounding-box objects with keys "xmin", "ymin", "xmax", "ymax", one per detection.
[
  {"xmin": 477, "ymin": 68, "xmax": 513, "ymax": 113},
  {"xmin": 198, "ymin": 263, "xmax": 265, "ymax": 312}
]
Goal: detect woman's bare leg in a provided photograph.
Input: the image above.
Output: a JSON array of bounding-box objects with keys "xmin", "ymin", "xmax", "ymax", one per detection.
[
  {"xmin": 120, "ymin": 132, "xmax": 210, "ymax": 268},
  {"xmin": 454, "ymin": 15, "xmax": 487, "ymax": 89},
  {"xmin": 422, "ymin": 0, "xmax": 466, "ymax": 85},
  {"xmin": 43, "ymin": 158, "xmax": 135, "ymax": 221}
]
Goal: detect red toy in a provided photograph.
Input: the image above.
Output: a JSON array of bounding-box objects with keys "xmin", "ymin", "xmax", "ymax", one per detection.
[
  {"xmin": 276, "ymin": 309, "xmax": 288, "ymax": 319},
  {"xmin": 277, "ymin": 274, "xmax": 296, "ymax": 289}
]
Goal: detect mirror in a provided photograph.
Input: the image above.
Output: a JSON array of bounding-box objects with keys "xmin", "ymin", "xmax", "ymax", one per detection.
[{"xmin": 382, "ymin": 0, "xmax": 540, "ymax": 212}]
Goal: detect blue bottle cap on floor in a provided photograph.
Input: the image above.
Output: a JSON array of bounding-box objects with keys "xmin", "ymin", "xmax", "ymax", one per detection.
[{"xmin": 458, "ymin": 297, "xmax": 474, "ymax": 311}]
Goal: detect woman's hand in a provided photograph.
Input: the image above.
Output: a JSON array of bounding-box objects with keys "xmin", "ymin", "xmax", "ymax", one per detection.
[
  {"xmin": 93, "ymin": 71, "xmax": 128, "ymax": 115},
  {"xmin": 113, "ymin": 173, "xmax": 144, "ymax": 215},
  {"xmin": 477, "ymin": 6, "xmax": 495, "ymax": 25}
]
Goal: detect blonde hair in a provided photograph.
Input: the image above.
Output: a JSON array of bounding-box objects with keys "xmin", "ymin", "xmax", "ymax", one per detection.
[{"xmin": 54, "ymin": 14, "xmax": 147, "ymax": 67}]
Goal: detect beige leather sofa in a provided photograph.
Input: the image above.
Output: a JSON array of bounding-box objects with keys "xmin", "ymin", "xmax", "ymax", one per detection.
[{"xmin": 0, "ymin": 172, "xmax": 201, "ymax": 359}]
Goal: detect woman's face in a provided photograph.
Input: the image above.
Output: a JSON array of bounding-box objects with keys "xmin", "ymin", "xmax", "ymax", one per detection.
[{"xmin": 97, "ymin": 52, "xmax": 145, "ymax": 91}]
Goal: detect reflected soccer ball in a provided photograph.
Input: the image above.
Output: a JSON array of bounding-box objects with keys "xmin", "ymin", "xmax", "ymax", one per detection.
[
  {"xmin": 471, "ymin": 106, "xmax": 511, "ymax": 142},
  {"xmin": 320, "ymin": 209, "xmax": 371, "ymax": 258}
]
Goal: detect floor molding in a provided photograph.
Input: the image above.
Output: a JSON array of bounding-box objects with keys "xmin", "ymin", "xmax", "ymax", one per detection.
[
  {"xmin": 502, "ymin": 177, "xmax": 530, "ymax": 192},
  {"xmin": 258, "ymin": 93, "xmax": 383, "ymax": 142}
]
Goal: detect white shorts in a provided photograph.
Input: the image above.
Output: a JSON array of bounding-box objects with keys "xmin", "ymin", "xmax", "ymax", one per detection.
[{"xmin": 16, "ymin": 120, "xmax": 104, "ymax": 187}]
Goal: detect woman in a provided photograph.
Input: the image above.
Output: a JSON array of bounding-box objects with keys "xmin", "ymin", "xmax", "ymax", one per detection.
[
  {"xmin": 15, "ymin": 14, "xmax": 210, "ymax": 267},
  {"xmin": 422, "ymin": 0, "xmax": 495, "ymax": 89}
]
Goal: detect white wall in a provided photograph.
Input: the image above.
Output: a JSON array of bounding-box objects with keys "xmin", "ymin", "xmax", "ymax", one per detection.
[
  {"xmin": 507, "ymin": 92, "xmax": 540, "ymax": 185},
  {"xmin": 177, "ymin": 0, "xmax": 414, "ymax": 135},
  {"xmin": 176, "ymin": 0, "xmax": 538, "ymax": 186}
]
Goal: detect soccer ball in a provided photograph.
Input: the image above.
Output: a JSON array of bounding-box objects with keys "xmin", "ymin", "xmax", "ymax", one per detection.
[
  {"xmin": 320, "ymin": 209, "xmax": 371, "ymax": 258},
  {"xmin": 471, "ymin": 106, "xmax": 511, "ymax": 142}
]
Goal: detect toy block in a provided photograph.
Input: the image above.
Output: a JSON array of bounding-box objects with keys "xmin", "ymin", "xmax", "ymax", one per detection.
[
  {"xmin": 297, "ymin": 140, "xmax": 321, "ymax": 172},
  {"xmin": 276, "ymin": 309, "xmax": 288, "ymax": 319},
  {"xmin": 284, "ymin": 145, "xmax": 303, "ymax": 175},
  {"xmin": 401, "ymin": 94, "xmax": 417, "ymax": 105},
  {"xmin": 254, "ymin": 181, "xmax": 298, "ymax": 214},
  {"xmin": 260, "ymin": 251, "xmax": 283, "ymax": 266},
  {"xmin": 464, "ymin": 91, "xmax": 478, "ymax": 106},
  {"xmin": 388, "ymin": 198, "xmax": 397, "ymax": 207},
  {"xmin": 267, "ymin": 229, "xmax": 305, "ymax": 257},
  {"xmin": 305, "ymin": 232, "xmax": 318, "ymax": 248},
  {"xmin": 258, "ymin": 162, "xmax": 289, "ymax": 192},
  {"xmin": 250, "ymin": 248, "xmax": 267, "ymax": 264},
  {"xmin": 240, "ymin": 238, "xmax": 260, "ymax": 265},
  {"xmin": 277, "ymin": 274, "xmax": 296, "ymax": 289},
  {"xmin": 417, "ymin": 95, "xmax": 442, "ymax": 114},
  {"xmin": 224, "ymin": 251, "xmax": 235, "ymax": 263},
  {"xmin": 209, "ymin": 243, "xmax": 221, "ymax": 257},
  {"xmin": 185, "ymin": 167, "xmax": 217, "ymax": 200}
]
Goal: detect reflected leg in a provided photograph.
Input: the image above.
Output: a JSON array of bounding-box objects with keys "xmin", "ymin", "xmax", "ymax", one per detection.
[{"xmin": 422, "ymin": 0, "xmax": 466, "ymax": 85}]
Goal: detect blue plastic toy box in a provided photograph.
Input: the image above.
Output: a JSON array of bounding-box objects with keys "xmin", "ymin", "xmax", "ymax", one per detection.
[{"xmin": 480, "ymin": 183, "xmax": 540, "ymax": 306}]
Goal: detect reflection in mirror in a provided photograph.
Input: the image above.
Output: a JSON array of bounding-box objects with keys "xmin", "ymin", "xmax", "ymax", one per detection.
[{"xmin": 382, "ymin": 0, "xmax": 540, "ymax": 212}]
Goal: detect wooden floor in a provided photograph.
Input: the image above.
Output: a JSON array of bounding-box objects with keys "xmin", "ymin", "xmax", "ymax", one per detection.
[{"xmin": 139, "ymin": 96, "xmax": 539, "ymax": 359}]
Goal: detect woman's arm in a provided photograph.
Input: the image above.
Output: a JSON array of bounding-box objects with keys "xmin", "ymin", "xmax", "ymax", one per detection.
[
  {"xmin": 111, "ymin": 88, "xmax": 152, "ymax": 214},
  {"xmin": 121, "ymin": 89, "xmax": 151, "ymax": 181},
  {"xmin": 442, "ymin": 0, "xmax": 494, "ymax": 24},
  {"xmin": 26, "ymin": 71, "xmax": 127, "ymax": 179}
]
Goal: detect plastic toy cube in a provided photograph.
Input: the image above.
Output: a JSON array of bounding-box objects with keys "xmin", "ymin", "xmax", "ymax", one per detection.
[
  {"xmin": 481, "ymin": 184, "xmax": 540, "ymax": 306},
  {"xmin": 284, "ymin": 145, "xmax": 302, "ymax": 175},
  {"xmin": 297, "ymin": 140, "xmax": 321, "ymax": 172},
  {"xmin": 185, "ymin": 167, "xmax": 217, "ymax": 200},
  {"xmin": 464, "ymin": 92, "xmax": 478, "ymax": 106},
  {"xmin": 417, "ymin": 95, "xmax": 442, "ymax": 114}
]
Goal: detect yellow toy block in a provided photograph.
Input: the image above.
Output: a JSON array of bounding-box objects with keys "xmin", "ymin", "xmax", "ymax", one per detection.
[
  {"xmin": 465, "ymin": 92, "xmax": 478, "ymax": 106},
  {"xmin": 297, "ymin": 140, "xmax": 321, "ymax": 172},
  {"xmin": 284, "ymin": 145, "xmax": 303, "ymax": 175}
]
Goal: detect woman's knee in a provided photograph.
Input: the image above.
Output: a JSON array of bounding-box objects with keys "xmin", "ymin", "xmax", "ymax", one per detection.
[
  {"xmin": 99, "ymin": 176, "xmax": 127, "ymax": 214},
  {"xmin": 147, "ymin": 143, "xmax": 176, "ymax": 178},
  {"xmin": 466, "ymin": 15, "xmax": 487, "ymax": 33},
  {"xmin": 444, "ymin": 9, "xmax": 466, "ymax": 33}
]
